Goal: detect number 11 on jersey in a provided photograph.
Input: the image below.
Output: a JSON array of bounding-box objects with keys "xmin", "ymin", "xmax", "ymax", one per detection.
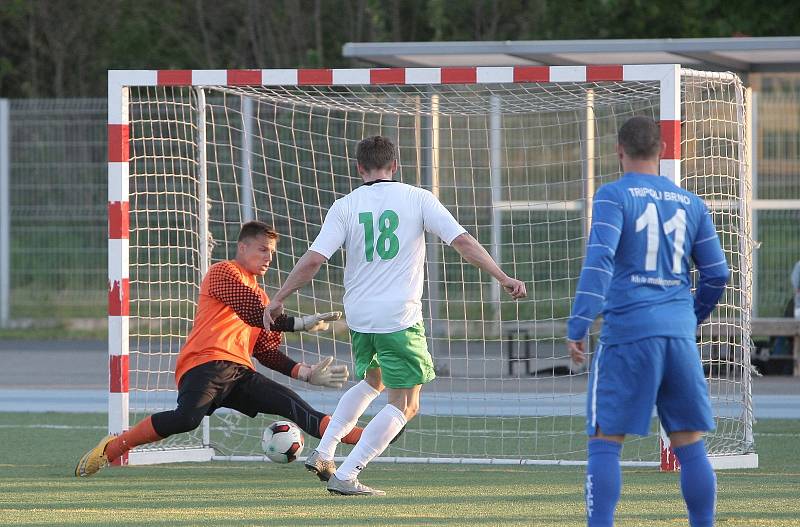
[
  {"xmin": 358, "ymin": 210, "xmax": 400, "ymax": 262},
  {"xmin": 635, "ymin": 203, "xmax": 687, "ymax": 274}
]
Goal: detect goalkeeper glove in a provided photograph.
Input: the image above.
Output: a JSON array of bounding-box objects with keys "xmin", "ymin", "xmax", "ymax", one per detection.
[
  {"xmin": 293, "ymin": 311, "xmax": 342, "ymax": 332},
  {"xmin": 295, "ymin": 356, "xmax": 349, "ymax": 389}
]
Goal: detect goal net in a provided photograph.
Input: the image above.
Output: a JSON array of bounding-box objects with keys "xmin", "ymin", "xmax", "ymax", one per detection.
[{"xmin": 108, "ymin": 65, "xmax": 755, "ymax": 468}]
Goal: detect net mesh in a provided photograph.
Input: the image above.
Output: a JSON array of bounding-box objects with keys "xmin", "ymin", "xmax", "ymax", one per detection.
[{"xmin": 125, "ymin": 71, "xmax": 752, "ymax": 463}]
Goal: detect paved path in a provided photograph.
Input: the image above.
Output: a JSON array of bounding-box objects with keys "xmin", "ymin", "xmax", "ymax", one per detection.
[
  {"xmin": 1, "ymin": 340, "xmax": 799, "ymax": 417},
  {"xmin": 1, "ymin": 387, "xmax": 799, "ymax": 419},
  {"xmin": 0, "ymin": 340, "xmax": 106, "ymax": 389}
]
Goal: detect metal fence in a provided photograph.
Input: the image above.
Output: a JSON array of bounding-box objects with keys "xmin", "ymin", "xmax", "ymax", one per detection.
[
  {"xmin": 753, "ymin": 92, "xmax": 800, "ymax": 317},
  {"xmin": 0, "ymin": 99, "xmax": 107, "ymax": 327},
  {"xmin": 0, "ymin": 93, "xmax": 798, "ymax": 329}
]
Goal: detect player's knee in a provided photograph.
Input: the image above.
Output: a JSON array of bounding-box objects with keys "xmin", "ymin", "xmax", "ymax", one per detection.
[
  {"xmin": 366, "ymin": 378, "xmax": 384, "ymax": 391},
  {"xmin": 172, "ymin": 408, "xmax": 205, "ymax": 433},
  {"xmin": 592, "ymin": 426, "xmax": 625, "ymax": 443},
  {"xmin": 364, "ymin": 369, "xmax": 384, "ymax": 391},
  {"xmin": 388, "ymin": 403, "xmax": 416, "ymax": 421},
  {"xmin": 669, "ymin": 431, "xmax": 703, "ymax": 448},
  {"xmin": 399, "ymin": 400, "xmax": 419, "ymax": 420}
]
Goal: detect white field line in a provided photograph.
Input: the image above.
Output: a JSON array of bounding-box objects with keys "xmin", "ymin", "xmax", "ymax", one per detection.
[{"xmin": 1, "ymin": 423, "xmax": 793, "ymax": 438}]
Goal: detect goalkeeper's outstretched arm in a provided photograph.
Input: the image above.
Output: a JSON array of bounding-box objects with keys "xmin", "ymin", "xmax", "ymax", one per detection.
[
  {"xmin": 252, "ymin": 329, "xmax": 296, "ymax": 377},
  {"xmin": 252, "ymin": 330, "xmax": 348, "ymax": 388}
]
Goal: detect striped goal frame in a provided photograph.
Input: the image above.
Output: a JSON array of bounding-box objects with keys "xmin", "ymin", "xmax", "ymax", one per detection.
[{"xmin": 107, "ymin": 64, "xmax": 757, "ymax": 470}]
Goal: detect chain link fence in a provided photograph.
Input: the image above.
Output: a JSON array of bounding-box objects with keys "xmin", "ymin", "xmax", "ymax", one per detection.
[
  {"xmin": 754, "ymin": 91, "xmax": 800, "ymax": 317},
  {"xmin": 0, "ymin": 99, "xmax": 106, "ymax": 328}
]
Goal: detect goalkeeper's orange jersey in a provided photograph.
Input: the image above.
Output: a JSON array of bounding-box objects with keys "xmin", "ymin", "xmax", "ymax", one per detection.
[{"xmin": 175, "ymin": 260, "xmax": 282, "ymax": 385}]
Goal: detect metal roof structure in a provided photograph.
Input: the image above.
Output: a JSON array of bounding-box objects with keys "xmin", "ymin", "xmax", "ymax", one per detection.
[{"xmin": 343, "ymin": 36, "xmax": 800, "ymax": 73}]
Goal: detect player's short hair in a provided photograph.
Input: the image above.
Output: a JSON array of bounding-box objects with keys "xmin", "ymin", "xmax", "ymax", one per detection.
[
  {"xmin": 618, "ymin": 116, "xmax": 662, "ymax": 160},
  {"xmin": 238, "ymin": 221, "xmax": 278, "ymax": 243},
  {"xmin": 356, "ymin": 136, "xmax": 397, "ymax": 171}
]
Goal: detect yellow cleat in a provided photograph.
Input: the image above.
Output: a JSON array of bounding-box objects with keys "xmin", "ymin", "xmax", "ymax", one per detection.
[{"xmin": 74, "ymin": 435, "xmax": 116, "ymax": 477}]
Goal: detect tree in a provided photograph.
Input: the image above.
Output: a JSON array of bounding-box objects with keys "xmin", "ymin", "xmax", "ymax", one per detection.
[{"xmin": 0, "ymin": 0, "xmax": 798, "ymax": 98}]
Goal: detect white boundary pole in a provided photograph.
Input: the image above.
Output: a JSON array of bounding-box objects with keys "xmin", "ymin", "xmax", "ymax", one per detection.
[
  {"xmin": 240, "ymin": 95, "xmax": 254, "ymax": 222},
  {"xmin": 738, "ymin": 84, "xmax": 755, "ymax": 452},
  {"xmin": 195, "ymin": 87, "xmax": 212, "ymax": 449},
  {"xmin": 489, "ymin": 95, "xmax": 502, "ymax": 331},
  {"xmin": 0, "ymin": 99, "xmax": 10, "ymax": 328},
  {"xmin": 750, "ymin": 90, "xmax": 759, "ymax": 318},
  {"xmin": 583, "ymin": 89, "xmax": 596, "ymax": 247},
  {"xmin": 423, "ymin": 93, "xmax": 442, "ymax": 336}
]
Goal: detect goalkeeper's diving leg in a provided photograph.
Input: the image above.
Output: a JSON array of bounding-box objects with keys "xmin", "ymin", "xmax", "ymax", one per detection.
[
  {"xmin": 76, "ymin": 365, "xmax": 362, "ymax": 477},
  {"xmin": 75, "ymin": 376, "xmax": 223, "ymax": 477}
]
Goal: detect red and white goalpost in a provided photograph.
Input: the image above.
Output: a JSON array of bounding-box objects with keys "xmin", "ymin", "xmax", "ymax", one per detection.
[{"xmin": 108, "ymin": 64, "xmax": 757, "ymax": 469}]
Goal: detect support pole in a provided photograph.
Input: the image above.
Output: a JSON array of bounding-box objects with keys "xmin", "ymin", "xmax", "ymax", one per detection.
[
  {"xmin": 739, "ymin": 84, "xmax": 755, "ymax": 451},
  {"xmin": 240, "ymin": 96, "xmax": 254, "ymax": 222},
  {"xmin": 422, "ymin": 93, "xmax": 441, "ymax": 336},
  {"xmin": 0, "ymin": 99, "xmax": 10, "ymax": 328},
  {"xmin": 750, "ymin": 90, "xmax": 759, "ymax": 318},
  {"xmin": 489, "ymin": 95, "xmax": 502, "ymax": 334},
  {"xmin": 195, "ymin": 88, "xmax": 212, "ymax": 448},
  {"xmin": 583, "ymin": 89, "xmax": 596, "ymax": 247}
]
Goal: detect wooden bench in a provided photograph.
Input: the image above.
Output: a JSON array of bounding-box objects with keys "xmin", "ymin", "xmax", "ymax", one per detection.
[
  {"xmin": 750, "ymin": 318, "xmax": 800, "ymax": 376},
  {"xmin": 502, "ymin": 320, "xmax": 598, "ymax": 377},
  {"xmin": 698, "ymin": 318, "xmax": 800, "ymax": 377},
  {"xmin": 502, "ymin": 318, "xmax": 800, "ymax": 377}
]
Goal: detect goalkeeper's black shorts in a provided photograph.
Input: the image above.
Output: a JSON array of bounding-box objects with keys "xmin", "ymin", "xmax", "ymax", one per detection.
[{"xmin": 150, "ymin": 360, "xmax": 325, "ymax": 438}]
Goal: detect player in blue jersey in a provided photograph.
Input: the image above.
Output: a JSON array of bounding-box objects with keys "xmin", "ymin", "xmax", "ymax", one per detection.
[{"xmin": 567, "ymin": 116, "xmax": 730, "ymax": 527}]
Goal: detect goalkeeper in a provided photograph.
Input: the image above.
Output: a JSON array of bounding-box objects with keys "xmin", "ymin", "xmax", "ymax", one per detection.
[{"xmin": 76, "ymin": 221, "xmax": 359, "ymax": 477}]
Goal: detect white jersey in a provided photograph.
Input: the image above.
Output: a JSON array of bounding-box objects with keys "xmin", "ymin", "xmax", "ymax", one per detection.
[{"xmin": 308, "ymin": 180, "xmax": 466, "ymax": 333}]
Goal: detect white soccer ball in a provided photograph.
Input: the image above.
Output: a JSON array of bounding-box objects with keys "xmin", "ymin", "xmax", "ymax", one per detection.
[{"xmin": 261, "ymin": 420, "xmax": 304, "ymax": 463}]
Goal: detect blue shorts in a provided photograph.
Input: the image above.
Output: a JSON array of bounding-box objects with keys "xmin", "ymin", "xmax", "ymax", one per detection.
[{"xmin": 585, "ymin": 336, "xmax": 715, "ymax": 437}]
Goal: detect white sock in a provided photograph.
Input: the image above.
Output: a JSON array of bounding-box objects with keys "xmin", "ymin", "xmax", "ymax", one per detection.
[
  {"xmin": 335, "ymin": 404, "xmax": 407, "ymax": 481},
  {"xmin": 316, "ymin": 380, "xmax": 380, "ymax": 460}
]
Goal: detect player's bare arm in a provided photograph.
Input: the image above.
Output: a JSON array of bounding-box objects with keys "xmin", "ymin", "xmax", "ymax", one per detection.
[
  {"xmin": 264, "ymin": 250, "xmax": 328, "ymax": 326},
  {"xmin": 449, "ymin": 232, "xmax": 527, "ymax": 299}
]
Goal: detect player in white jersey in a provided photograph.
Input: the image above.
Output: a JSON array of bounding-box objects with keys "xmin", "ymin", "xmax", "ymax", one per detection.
[{"xmin": 264, "ymin": 136, "xmax": 527, "ymax": 495}]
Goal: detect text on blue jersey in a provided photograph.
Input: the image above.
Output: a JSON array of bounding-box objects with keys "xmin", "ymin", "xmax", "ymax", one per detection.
[{"xmin": 567, "ymin": 172, "xmax": 730, "ymax": 345}]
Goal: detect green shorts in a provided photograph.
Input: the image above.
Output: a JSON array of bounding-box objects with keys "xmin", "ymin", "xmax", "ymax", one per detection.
[{"xmin": 350, "ymin": 322, "xmax": 435, "ymax": 389}]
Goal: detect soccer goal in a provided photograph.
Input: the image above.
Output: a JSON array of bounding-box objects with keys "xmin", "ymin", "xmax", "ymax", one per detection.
[{"xmin": 107, "ymin": 64, "xmax": 756, "ymax": 469}]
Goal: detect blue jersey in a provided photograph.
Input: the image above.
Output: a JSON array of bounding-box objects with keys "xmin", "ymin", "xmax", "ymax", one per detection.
[{"xmin": 567, "ymin": 172, "xmax": 730, "ymax": 345}]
